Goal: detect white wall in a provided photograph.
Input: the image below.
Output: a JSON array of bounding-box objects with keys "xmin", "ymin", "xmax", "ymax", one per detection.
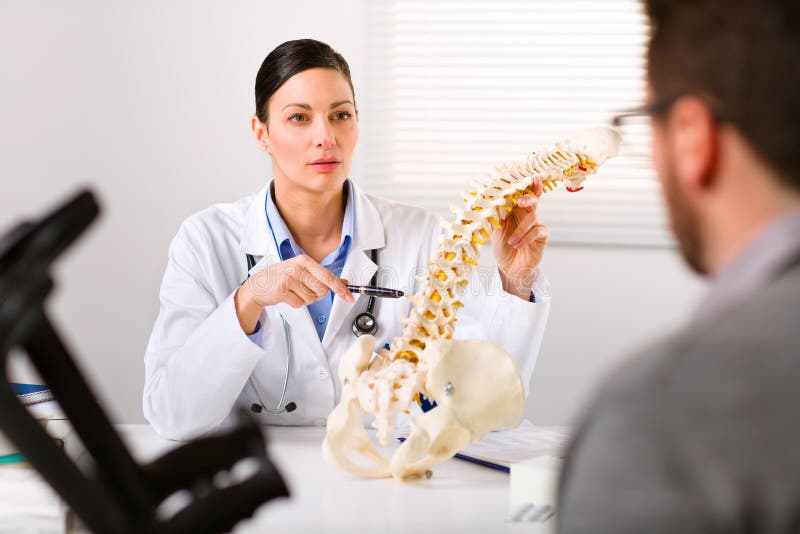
[
  {"xmin": 527, "ymin": 246, "xmax": 704, "ymax": 424},
  {"xmin": 1, "ymin": 0, "xmax": 368, "ymax": 423},
  {"xmin": 1, "ymin": 1, "xmax": 706, "ymax": 426}
]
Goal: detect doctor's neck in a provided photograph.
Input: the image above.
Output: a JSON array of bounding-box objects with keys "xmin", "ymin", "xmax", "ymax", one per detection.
[{"xmin": 271, "ymin": 179, "xmax": 346, "ymax": 262}]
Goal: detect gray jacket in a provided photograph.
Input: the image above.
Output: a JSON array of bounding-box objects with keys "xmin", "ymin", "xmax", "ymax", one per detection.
[{"xmin": 557, "ymin": 211, "xmax": 800, "ymax": 534}]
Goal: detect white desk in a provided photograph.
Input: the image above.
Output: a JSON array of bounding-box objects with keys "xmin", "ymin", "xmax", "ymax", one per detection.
[{"xmin": 101, "ymin": 424, "xmax": 554, "ymax": 534}]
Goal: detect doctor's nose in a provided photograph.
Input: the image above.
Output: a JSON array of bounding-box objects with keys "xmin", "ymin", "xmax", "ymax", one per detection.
[{"xmin": 313, "ymin": 120, "xmax": 336, "ymax": 150}]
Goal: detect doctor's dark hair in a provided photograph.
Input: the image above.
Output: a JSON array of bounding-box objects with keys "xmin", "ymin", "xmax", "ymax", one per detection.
[
  {"xmin": 254, "ymin": 39, "xmax": 355, "ymax": 125},
  {"xmin": 642, "ymin": 0, "xmax": 800, "ymax": 190}
]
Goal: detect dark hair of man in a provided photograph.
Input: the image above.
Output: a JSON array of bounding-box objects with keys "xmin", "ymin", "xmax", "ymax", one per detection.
[
  {"xmin": 643, "ymin": 0, "xmax": 800, "ymax": 191},
  {"xmin": 254, "ymin": 39, "xmax": 355, "ymax": 125}
]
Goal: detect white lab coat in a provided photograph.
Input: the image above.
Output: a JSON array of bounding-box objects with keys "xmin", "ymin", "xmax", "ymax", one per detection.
[{"xmin": 143, "ymin": 182, "xmax": 551, "ymax": 440}]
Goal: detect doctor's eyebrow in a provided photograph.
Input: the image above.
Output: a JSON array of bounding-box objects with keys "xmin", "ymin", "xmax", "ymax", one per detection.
[
  {"xmin": 329, "ymin": 100, "xmax": 354, "ymax": 109},
  {"xmin": 282, "ymin": 100, "xmax": 354, "ymax": 111}
]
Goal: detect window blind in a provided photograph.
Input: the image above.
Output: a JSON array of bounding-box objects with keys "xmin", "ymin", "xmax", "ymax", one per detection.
[{"xmin": 358, "ymin": 0, "xmax": 671, "ymax": 247}]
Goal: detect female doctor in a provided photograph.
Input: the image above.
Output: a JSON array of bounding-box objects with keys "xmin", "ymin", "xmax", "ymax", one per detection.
[{"xmin": 143, "ymin": 39, "xmax": 551, "ymax": 441}]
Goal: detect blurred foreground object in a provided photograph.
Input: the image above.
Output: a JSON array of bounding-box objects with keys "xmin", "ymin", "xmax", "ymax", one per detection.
[{"xmin": 0, "ymin": 189, "xmax": 289, "ymax": 533}]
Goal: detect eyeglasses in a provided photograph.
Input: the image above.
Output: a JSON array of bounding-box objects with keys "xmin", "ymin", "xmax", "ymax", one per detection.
[
  {"xmin": 610, "ymin": 92, "xmax": 727, "ymax": 161},
  {"xmin": 612, "ymin": 91, "xmax": 727, "ymax": 129}
]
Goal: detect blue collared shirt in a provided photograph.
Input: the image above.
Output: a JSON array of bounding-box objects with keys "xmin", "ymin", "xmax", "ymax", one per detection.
[{"xmin": 265, "ymin": 180, "xmax": 355, "ymax": 340}]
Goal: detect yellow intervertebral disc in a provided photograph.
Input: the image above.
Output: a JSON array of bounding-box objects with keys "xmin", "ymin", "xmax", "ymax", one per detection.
[{"xmin": 409, "ymin": 339, "xmax": 426, "ymax": 350}]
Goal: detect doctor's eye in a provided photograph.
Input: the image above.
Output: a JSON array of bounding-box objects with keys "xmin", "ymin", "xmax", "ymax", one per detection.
[
  {"xmin": 288, "ymin": 113, "xmax": 310, "ymax": 123},
  {"xmin": 331, "ymin": 111, "xmax": 353, "ymax": 121}
]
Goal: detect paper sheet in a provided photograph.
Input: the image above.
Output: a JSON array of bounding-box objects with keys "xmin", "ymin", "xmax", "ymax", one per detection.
[{"xmin": 457, "ymin": 420, "xmax": 571, "ymax": 469}]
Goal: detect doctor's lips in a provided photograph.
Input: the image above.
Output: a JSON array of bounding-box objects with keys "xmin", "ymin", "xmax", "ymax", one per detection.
[{"xmin": 309, "ymin": 157, "xmax": 341, "ymax": 171}]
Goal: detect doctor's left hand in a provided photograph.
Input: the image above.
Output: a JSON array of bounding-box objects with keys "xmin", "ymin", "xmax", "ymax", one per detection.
[{"xmin": 491, "ymin": 176, "xmax": 549, "ymax": 300}]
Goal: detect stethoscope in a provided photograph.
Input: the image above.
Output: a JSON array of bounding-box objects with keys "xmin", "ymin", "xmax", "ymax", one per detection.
[
  {"xmin": 351, "ymin": 248, "xmax": 380, "ymax": 337},
  {"xmin": 244, "ymin": 249, "xmax": 381, "ymax": 415}
]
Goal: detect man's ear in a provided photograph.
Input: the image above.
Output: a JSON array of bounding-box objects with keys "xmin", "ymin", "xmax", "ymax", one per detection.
[
  {"xmin": 251, "ymin": 116, "xmax": 270, "ymax": 153},
  {"xmin": 669, "ymin": 97, "xmax": 717, "ymax": 191}
]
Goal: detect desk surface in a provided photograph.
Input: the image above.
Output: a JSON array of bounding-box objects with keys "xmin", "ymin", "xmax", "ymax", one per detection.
[{"xmin": 109, "ymin": 424, "xmax": 553, "ymax": 534}]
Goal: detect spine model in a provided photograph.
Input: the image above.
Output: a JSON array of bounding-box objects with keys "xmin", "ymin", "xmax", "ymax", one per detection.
[
  {"xmin": 388, "ymin": 126, "xmax": 619, "ymax": 364},
  {"xmin": 359, "ymin": 127, "xmax": 621, "ymax": 444}
]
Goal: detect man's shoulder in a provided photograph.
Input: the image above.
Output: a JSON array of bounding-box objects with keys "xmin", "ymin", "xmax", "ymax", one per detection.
[
  {"xmin": 560, "ymin": 265, "xmax": 800, "ymax": 532},
  {"xmin": 667, "ymin": 263, "xmax": 799, "ymax": 381},
  {"xmin": 597, "ymin": 263, "xmax": 800, "ymax": 413}
]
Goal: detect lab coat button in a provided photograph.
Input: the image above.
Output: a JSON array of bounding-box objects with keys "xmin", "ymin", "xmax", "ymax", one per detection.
[{"xmin": 318, "ymin": 368, "xmax": 329, "ymax": 380}]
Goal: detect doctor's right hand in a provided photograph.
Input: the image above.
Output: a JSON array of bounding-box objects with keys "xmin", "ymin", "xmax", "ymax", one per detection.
[{"xmin": 234, "ymin": 255, "xmax": 354, "ymax": 335}]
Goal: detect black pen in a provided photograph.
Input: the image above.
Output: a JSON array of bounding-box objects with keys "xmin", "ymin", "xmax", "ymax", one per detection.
[{"xmin": 345, "ymin": 284, "xmax": 404, "ymax": 299}]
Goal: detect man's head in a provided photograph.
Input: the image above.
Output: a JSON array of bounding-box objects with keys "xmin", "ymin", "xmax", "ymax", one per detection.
[{"xmin": 642, "ymin": 0, "xmax": 800, "ymax": 274}]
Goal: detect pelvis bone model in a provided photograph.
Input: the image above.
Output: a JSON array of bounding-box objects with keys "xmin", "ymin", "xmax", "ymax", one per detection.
[{"xmin": 323, "ymin": 127, "xmax": 621, "ymax": 479}]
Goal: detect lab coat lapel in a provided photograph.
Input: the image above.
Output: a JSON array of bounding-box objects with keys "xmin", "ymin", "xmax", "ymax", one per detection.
[
  {"xmin": 239, "ymin": 185, "xmax": 273, "ymax": 260},
  {"xmin": 274, "ymin": 301, "xmax": 327, "ymax": 366},
  {"xmin": 322, "ymin": 183, "xmax": 385, "ymax": 350},
  {"xmin": 239, "ymin": 184, "xmax": 326, "ymax": 365}
]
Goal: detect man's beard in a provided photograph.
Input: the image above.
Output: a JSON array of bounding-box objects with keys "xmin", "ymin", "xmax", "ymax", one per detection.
[{"xmin": 661, "ymin": 156, "xmax": 707, "ymax": 275}]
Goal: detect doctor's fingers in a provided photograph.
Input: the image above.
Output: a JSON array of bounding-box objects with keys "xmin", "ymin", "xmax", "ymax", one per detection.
[
  {"xmin": 511, "ymin": 177, "xmax": 543, "ymax": 212},
  {"xmin": 515, "ymin": 222, "xmax": 549, "ymax": 250},
  {"xmin": 246, "ymin": 262, "xmax": 324, "ymax": 306},
  {"xmin": 282, "ymin": 275, "xmax": 329, "ymax": 307},
  {"xmin": 277, "ymin": 279, "xmax": 323, "ymax": 308},
  {"xmin": 515, "ymin": 190, "xmax": 540, "ymax": 211},
  {"xmin": 532, "ymin": 176, "xmax": 544, "ymax": 197},
  {"xmin": 506, "ymin": 210, "xmax": 543, "ymax": 248},
  {"xmin": 296, "ymin": 257, "xmax": 354, "ymax": 303},
  {"xmin": 282, "ymin": 287, "xmax": 310, "ymax": 309}
]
